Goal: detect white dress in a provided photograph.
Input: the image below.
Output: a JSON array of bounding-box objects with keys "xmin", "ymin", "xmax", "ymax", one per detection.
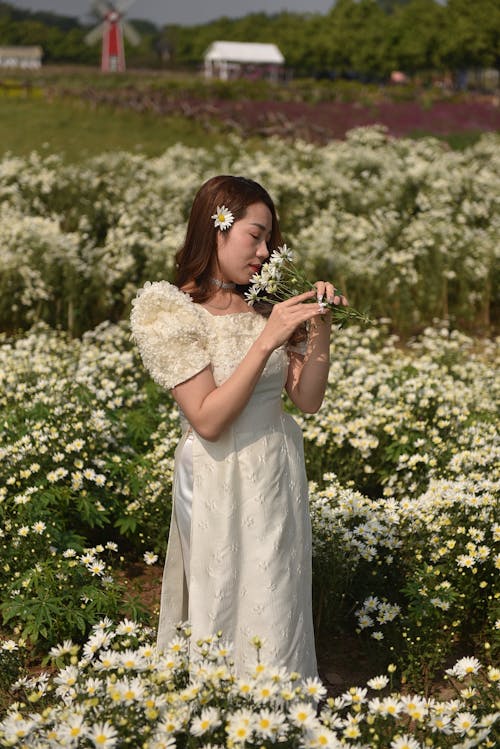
[{"xmin": 130, "ymin": 280, "xmax": 317, "ymax": 677}]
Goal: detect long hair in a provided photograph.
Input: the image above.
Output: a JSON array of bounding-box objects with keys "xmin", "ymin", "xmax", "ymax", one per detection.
[{"xmin": 174, "ymin": 175, "xmax": 282, "ymax": 303}]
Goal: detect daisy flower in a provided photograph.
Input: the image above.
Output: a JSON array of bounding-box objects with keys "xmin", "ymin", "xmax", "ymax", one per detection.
[
  {"xmin": 487, "ymin": 666, "xmax": 500, "ymax": 682},
  {"xmin": 59, "ymin": 714, "xmax": 89, "ymax": 742},
  {"xmin": 254, "ymin": 680, "xmax": 278, "ymax": 702},
  {"xmin": 49, "ymin": 639, "xmax": 75, "ymax": 658},
  {"xmin": 88, "ymin": 720, "xmax": 118, "ymax": 748},
  {"xmin": 211, "ymin": 205, "xmax": 234, "ymax": 231},
  {"xmin": 289, "ymin": 701, "xmax": 317, "ymax": 729},
  {"xmin": 244, "ymin": 243, "xmax": 370, "ymax": 326},
  {"xmin": 116, "ymin": 619, "xmax": 138, "ymax": 635},
  {"xmin": 453, "ymin": 711, "xmax": 477, "ymax": 735},
  {"xmin": 446, "ymin": 656, "xmax": 482, "ymax": 679},
  {"xmin": 367, "ymin": 675, "xmax": 389, "ymax": 690},
  {"xmin": 87, "ymin": 559, "xmax": 106, "ymax": 576},
  {"xmin": 390, "ymin": 735, "xmax": 421, "ymax": 749},
  {"xmin": 1, "ymin": 640, "xmax": 19, "ymax": 652},
  {"xmin": 303, "ymin": 676, "xmax": 327, "ymax": 702},
  {"xmin": 226, "ymin": 708, "xmax": 256, "ymax": 743},
  {"xmin": 191, "ymin": 707, "xmax": 221, "ymax": 736},
  {"xmin": 254, "ymin": 709, "xmax": 286, "ymax": 739}
]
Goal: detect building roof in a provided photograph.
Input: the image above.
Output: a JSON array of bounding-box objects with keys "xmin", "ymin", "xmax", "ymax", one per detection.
[
  {"xmin": 204, "ymin": 41, "xmax": 284, "ymax": 65},
  {"xmin": 0, "ymin": 46, "xmax": 43, "ymax": 58}
]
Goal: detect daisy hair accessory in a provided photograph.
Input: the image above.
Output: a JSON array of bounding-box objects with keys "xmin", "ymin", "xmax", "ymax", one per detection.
[{"xmin": 211, "ymin": 205, "xmax": 234, "ymax": 231}]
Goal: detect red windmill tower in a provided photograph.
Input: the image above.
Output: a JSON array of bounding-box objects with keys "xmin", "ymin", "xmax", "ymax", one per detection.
[{"xmin": 85, "ymin": 1, "xmax": 140, "ymax": 73}]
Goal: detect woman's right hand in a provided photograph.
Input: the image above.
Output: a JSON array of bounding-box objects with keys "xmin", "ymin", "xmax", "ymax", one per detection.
[{"xmin": 258, "ymin": 290, "xmax": 324, "ymax": 351}]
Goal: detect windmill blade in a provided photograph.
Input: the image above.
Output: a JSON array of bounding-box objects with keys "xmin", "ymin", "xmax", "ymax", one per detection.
[
  {"xmin": 91, "ymin": 0, "xmax": 111, "ymax": 17},
  {"xmin": 122, "ymin": 20, "xmax": 141, "ymax": 46},
  {"xmin": 85, "ymin": 21, "xmax": 106, "ymax": 45},
  {"xmin": 115, "ymin": 0, "xmax": 136, "ymax": 13}
]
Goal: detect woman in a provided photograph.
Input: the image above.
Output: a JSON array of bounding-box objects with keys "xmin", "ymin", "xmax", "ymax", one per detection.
[{"xmin": 130, "ymin": 175, "xmax": 345, "ymax": 677}]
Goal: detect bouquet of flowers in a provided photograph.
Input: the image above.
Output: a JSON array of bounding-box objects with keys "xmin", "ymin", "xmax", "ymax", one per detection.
[{"xmin": 244, "ymin": 244, "xmax": 372, "ymax": 327}]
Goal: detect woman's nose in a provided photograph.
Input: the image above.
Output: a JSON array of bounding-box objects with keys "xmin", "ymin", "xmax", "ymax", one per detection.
[{"xmin": 257, "ymin": 240, "xmax": 269, "ymax": 259}]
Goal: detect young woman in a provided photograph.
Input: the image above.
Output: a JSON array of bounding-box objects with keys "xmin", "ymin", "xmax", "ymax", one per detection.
[{"xmin": 131, "ymin": 175, "xmax": 346, "ymax": 677}]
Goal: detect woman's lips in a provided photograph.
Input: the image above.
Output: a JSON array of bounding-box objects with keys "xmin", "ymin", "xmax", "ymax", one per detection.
[{"xmin": 249, "ymin": 264, "xmax": 261, "ymax": 272}]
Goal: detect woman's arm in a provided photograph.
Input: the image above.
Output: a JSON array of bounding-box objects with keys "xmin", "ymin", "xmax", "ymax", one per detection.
[
  {"xmin": 172, "ymin": 290, "xmax": 323, "ymax": 441},
  {"xmin": 285, "ymin": 314, "xmax": 332, "ymax": 414},
  {"xmin": 285, "ymin": 282, "xmax": 346, "ymax": 414}
]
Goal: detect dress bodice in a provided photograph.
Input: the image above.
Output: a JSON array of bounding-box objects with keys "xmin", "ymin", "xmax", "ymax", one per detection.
[
  {"xmin": 197, "ymin": 307, "xmax": 288, "ymax": 390},
  {"xmin": 130, "ymin": 280, "xmax": 288, "ymax": 397}
]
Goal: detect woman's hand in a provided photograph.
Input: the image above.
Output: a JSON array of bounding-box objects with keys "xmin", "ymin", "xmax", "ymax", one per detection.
[
  {"xmin": 314, "ymin": 281, "xmax": 348, "ymax": 309},
  {"xmin": 259, "ymin": 290, "xmax": 324, "ymax": 351}
]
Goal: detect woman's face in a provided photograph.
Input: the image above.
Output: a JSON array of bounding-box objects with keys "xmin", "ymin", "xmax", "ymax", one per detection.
[{"xmin": 215, "ymin": 201, "xmax": 272, "ymax": 285}]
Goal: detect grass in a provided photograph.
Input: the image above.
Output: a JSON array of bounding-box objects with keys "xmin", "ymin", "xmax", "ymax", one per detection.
[
  {"xmin": 1, "ymin": 67, "xmax": 495, "ymax": 161},
  {"xmin": 0, "ymin": 96, "xmax": 226, "ymax": 161},
  {"xmin": 409, "ymin": 129, "xmax": 484, "ymax": 150}
]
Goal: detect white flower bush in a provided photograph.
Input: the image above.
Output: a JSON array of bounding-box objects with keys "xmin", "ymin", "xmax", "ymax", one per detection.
[
  {"xmin": 1, "ymin": 128, "xmax": 498, "ymax": 334},
  {"xmin": 0, "ymin": 133, "xmax": 498, "ymax": 737},
  {"xmin": 0, "ymin": 321, "xmax": 497, "ymax": 688},
  {"xmin": 1, "ymin": 621, "xmax": 498, "ymax": 748},
  {"xmin": 297, "ymin": 323, "xmax": 499, "ymax": 498},
  {"xmin": 0, "ymin": 322, "xmax": 178, "ymax": 645}
]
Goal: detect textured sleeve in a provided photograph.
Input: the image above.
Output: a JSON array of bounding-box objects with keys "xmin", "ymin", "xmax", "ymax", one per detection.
[{"xmin": 130, "ymin": 281, "xmax": 210, "ymax": 390}]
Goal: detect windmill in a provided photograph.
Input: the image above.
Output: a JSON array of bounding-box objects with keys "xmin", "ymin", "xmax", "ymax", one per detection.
[{"xmin": 85, "ymin": 1, "xmax": 140, "ymax": 73}]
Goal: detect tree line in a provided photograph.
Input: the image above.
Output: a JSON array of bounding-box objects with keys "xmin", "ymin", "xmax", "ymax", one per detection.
[{"xmin": 0, "ymin": 0, "xmax": 498, "ymax": 78}]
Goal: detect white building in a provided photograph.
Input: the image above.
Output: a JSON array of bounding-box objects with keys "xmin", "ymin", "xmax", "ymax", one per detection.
[
  {"xmin": 204, "ymin": 41, "xmax": 284, "ymax": 82},
  {"xmin": 0, "ymin": 46, "xmax": 43, "ymax": 69}
]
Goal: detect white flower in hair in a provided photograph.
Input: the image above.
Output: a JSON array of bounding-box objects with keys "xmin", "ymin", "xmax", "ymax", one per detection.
[{"xmin": 211, "ymin": 205, "xmax": 234, "ymax": 231}]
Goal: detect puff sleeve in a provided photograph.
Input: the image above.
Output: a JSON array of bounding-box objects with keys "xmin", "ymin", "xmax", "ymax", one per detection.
[{"xmin": 130, "ymin": 281, "xmax": 210, "ymax": 390}]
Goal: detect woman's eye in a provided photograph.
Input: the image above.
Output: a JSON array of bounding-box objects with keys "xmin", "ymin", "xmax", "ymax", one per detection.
[{"xmin": 250, "ymin": 234, "xmax": 259, "ymax": 240}]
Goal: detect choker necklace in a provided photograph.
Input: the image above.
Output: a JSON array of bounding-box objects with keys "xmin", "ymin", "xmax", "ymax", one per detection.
[{"xmin": 210, "ymin": 277, "xmax": 236, "ymax": 290}]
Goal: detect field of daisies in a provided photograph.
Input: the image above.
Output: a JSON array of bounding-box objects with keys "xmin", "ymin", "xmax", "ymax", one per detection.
[{"xmin": 0, "ymin": 127, "xmax": 499, "ymax": 747}]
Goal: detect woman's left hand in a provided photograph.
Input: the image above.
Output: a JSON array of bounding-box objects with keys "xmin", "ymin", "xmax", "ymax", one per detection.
[{"xmin": 314, "ymin": 281, "xmax": 348, "ymax": 308}]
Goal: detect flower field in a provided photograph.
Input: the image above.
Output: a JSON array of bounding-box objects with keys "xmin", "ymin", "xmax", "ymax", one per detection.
[
  {"xmin": 0, "ymin": 129, "xmax": 499, "ymax": 745},
  {"xmin": 1, "ymin": 126, "xmax": 498, "ymax": 336},
  {"xmin": 55, "ymin": 84, "xmax": 500, "ymax": 143}
]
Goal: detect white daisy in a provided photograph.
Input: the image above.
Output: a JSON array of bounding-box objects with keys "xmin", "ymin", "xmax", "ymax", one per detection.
[
  {"xmin": 367, "ymin": 675, "xmax": 389, "ymax": 690},
  {"xmin": 390, "ymin": 735, "xmax": 421, "ymax": 749},
  {"xmin": 453, "ymin": 711, "xmax": 477, "ymax": 735},
  {"xmin": 226, "ymin": 708, "xmax": 256, "ymax": 743},
  {"xmin": 303, "ymin": 676, "xmax": 327, "ymax": 702},
  {"xmin": 88, "ymin": 720, "xmax": 118, "ymax": 747},
  {"xmin": 116, "ymin": 619, "xmax": 138, "ymax": 635},
  {"xmin": 87, "ymin": 559, "xmax": 106, "ymax": 576},
  {"xmin": 59, "ymin": 714, "xmax": 89, "ymax": 742},
  {"xmin": 2, "ymin": 640, "xmax": 19, "ymax": 651},
  {"xmin": 446, "ymin": 656, "xmax": 482, "ymax": 679},
  {"xmin": 289, "ymin": 701, "xmax": 317, "ymax": 729},
  {"xmin": 191, "ymin": 707, "xmax": 221, "ymax": 736},
  {"xmin": 211, "ymin": 205, "xmax": 234, "ymax": 231},
  {"xmin": 254, "ymin": 708, "xmax": 286, "ymax": 739},
  {"xmin": 49, "ymin": 639, "xmax": 75, "ymax": 658}
]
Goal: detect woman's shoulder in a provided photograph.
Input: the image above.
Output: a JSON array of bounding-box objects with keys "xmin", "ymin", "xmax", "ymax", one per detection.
[
  {"xmin": 132, "ymin": 279, "xmax": 191, "ymax": 312},
  {"xmin": 130, "ymin": 280, "xmax": 211, "ymax": 391},
  {"xmin": 130, "ymin": 280, "xmax": 203, "ymax": 329}
]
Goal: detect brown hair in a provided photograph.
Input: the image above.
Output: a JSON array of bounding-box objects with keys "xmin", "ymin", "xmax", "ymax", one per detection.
[{"xmin": 174, "ymin": 175, "xmax": 282, "ymax": 303}]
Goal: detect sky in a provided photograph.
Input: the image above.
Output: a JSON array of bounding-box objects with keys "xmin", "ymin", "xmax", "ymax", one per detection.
[{"xmin": 7, "ymin": 0, "xmax": 335, "ymax": 26}]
